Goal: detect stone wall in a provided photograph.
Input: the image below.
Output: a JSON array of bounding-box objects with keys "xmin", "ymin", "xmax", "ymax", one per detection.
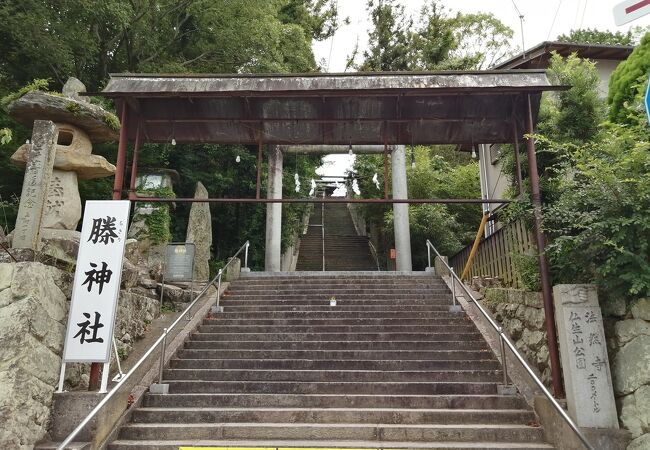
[
  {"xmin": 0, "ymin": 262, "xmax": 69, "ymax": 449},
  {"xmin": 0, "ymin": 253, "xmax": 162, "ymax": 448},
  {"xmin": 482, "ymin": 288, "xmax": 552, "ymax": 386},
  {"xmin": 483, "ymin": 286, "xmax": 650, "ymax": 449},
  {"xmin": 603, "ymin": 297, "xmax": 650, "ymax": 450}
]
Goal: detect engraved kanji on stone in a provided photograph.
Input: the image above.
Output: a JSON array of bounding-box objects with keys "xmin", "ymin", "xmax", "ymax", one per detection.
[
  {"xmin": 588, "ymin": 332, "xmax": 602, "ymax": 346},
  {"xmin": 584, "ymin": 310, "xmax": 598, "ymax": 324}
]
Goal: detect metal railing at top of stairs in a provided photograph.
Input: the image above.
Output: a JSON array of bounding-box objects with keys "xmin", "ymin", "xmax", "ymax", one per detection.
[
  {"xmin": 57, "ymin": 241, "xmax": 250, "ymax": 450},
  {"xmin": 367, "ymin": 239, "xmax": 381, "ymax": 271},
  {"xmin": 425, "ymin": 239, "xmax": 594, "ymax": 450}
]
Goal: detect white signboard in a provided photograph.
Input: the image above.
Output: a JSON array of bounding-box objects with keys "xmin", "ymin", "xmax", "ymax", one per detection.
[
  {"xmin": 62, "ymin": 200, "xmax": 130, "ymax": 363},
  {"xmin": 614, "ymin": 0, "xmax": 650, "ymax": 26}
]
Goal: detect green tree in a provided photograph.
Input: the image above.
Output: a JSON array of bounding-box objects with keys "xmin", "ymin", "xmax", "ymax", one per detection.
[
  {"xmin": 357, "ymin": 0, "xmax": 513, "ymax": 71},
  {"xmin": 444, "ymin": 12, "xmax": 514, "ymax": 69},
  {"xmin": 0, "ymin": 0, "xmax": 338, "ymax": 268},
  {"xmin": 544, "ymin": 106, "xmax": 650, "ymax": 299},
  {"xmin": 409, "ymin": 1, "xmax": 456, "ymax": 69},
  {"xmin": 0, "ymin": 0, "xmax": 340, "ymax": 91},
  {"xmin": 556, "ymin": 28, "xmax": 644, "ymax": 46},
  {"xmin": 359, "ymin": 0, "xmax": 413, "ymax": 71},
  {"xmin": 608, "ymin": 32, "xmax": 650, "ymax": 123}
]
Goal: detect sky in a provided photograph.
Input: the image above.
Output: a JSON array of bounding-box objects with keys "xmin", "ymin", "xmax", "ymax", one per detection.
[
  {"xmin": 313, "ymin": 0, "xmax": 650, "ymax": 72},
  {"xmin": 312, "ymin": 0, "xmax": 650, "ymax": 187}
]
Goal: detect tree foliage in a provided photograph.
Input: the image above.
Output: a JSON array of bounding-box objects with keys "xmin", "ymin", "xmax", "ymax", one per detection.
[
  {"xmin": 359, "ymin": 0, "xmax": 413, "ymax": 71},
  {"xmin": 608, "ymin": 32, "xmax": 650, "ymax": 123},
  {"xmin": 352, "ymin": 146, "xmax": 480, "ymax": 270},
  {"xmin": 356, "ymin": 0, "xmax": 514, "ymax": 71},
  {"xmin": 0, "ymin": 0, "xmax": 341, "ymax": 91},
  {"xmin": 556, "ymin": 28, "xmax": 639, "ymax": 46},
  {"xmin": 544, "ymin": 102, "xmax": 650, "ymax": 299},
  {"xmin": 0, "ymin": 0, "xmax": 338, "ymax": 267}
]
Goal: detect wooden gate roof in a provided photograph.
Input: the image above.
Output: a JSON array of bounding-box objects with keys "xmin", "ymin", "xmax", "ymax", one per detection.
[{"xmin": 96, "ymin": 70, "xmax": 563, "ymax": 145}]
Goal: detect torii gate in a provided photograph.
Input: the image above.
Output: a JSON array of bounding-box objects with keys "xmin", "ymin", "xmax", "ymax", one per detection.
[{"xmin": 91, "ymin": 70, "xmax": 566, "ymax": 396}]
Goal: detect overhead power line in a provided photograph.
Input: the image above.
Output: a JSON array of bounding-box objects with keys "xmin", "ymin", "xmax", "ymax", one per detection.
[
  {"xmin": 547, "ymin": 0, "xmax": 563, "ymax": 40},
  {"xmin": 511, "ymin": 0, "xmax": 527, "ymax": 58}
]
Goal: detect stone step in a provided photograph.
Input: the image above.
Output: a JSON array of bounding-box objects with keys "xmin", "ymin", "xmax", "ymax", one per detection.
[
  {"xmin": 164, "ymin": 380, "xmax": 499, "ymax": 395},
  {"xmin": 117, "ymin": 423, "xmax": 545, "ymax": 443},
  {"xmin": 109, "ymin": 438, "xmax": 554, "ymax": 450},
  {"xmin": 142, "ymin": 393, "xmax": 526, "ymax": 409},
  {"xmin": 175, "ymin": 349, "xmax": 493, "ymax": 361},
  {"xmin": 168, "ymin": 358, "xmax": 502, "ymax": 371},
  {"xmin": 130, "ymin": 407, "xmax": 534, "ymax": 425},
  {"xmin": 183, "ymin": 339, "xmax": 488, "ymax": 350},
  {"xmin": 162, "ymin": 368, "xmax": 503, "ymax": 383},
  {"xmin": 226, "ymin": 287, "xmax": 448, "ymax": 294},
  {"xmin": 188, "ymin": 331, "xmax": 484, "ymax": 342},
  {"xmin": 222, "ymin": 293, "xmax": 452, "ymax": 300},
  {"xmin": 204, "ymin": 313, "xmax": 466, "ymax": 322},
  {"xmin": 202, "ymin": 318, "xmax": 469, "ymax": 327},
  {"xmin": 232, "ymin": 278, "xmax": 441, "ymax": 285},
  {"xmin": 220, "ymin": 299, "xmax": 454, "ymax": 306},
  {"xmin": 220, "ymin": 304, "xmax": 455, "ymax": 311},
  {"xmin": 196, "ymin": 324, "xmax": 479, "ymax": 333}
]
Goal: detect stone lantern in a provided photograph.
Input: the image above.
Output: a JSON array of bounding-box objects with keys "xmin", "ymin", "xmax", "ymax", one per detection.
[{"xmin": 7, "ymin": 77, "xmax": 119, "ymax": 256}]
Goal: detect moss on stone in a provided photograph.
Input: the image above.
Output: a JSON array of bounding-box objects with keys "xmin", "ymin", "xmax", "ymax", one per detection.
[{"xmin": 102, "ymin": 112, "xmax": 120, "ymax": 131}]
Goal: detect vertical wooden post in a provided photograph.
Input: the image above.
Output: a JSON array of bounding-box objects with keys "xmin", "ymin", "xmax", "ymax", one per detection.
[
  {"xmin": 128, "ymin": 122, "xmax": 141, "ymax": 200},
  {"xmin": 525, "ymin": 94, "xmax": 564, "ymax": 398},
  {"xmin": 384, "ymin": 132, "xmax": 388, "ymax": 199},
  {"xmin": 512, "ymin": 120, "xmax": 524, "ymax": 196},
  {"xmin": 256, "ymin": 142, "xmax": 263, "ymax": 199},
  {"xmin": 112, "ymin": 102, "xmax": 129, "ymax": 201}
]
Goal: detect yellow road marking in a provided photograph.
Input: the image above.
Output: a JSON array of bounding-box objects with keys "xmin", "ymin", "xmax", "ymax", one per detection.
[{"xmin": 179, "ymin": 448, "xmax": 409, "ymax": 450}]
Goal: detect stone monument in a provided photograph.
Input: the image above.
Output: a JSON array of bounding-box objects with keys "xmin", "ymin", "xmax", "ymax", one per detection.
[
  {"xmin": 7, "ymin": 77, "xmax": 118, "ymax": 253},
  {"xmin": 186, "ymin": 182, "xmax": 212, "ymax": 281},
  {"xmin": 128, "ymin": 168, "xmax": 179, "ymax": 267},
  {"xmin": 554, "ymin": 284, "xmax": 619, "ymax": 429}
]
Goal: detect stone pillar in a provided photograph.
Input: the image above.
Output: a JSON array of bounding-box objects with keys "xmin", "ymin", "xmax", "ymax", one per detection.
[
  {"xmin": 391, "ymin": 145, "xmax": 412, "ymax": 271},
  {"xmin": 186, "ymin": 181, "xmax": 212, "ymax": 281},
  {"xmin": 554, "ymin": 284, "xmax": 619, "ymax": 428},
  {"xmin": 12, "ymin": 120, "xmax": 57, "ymax": 250},
  {"xmin": 265, "ymin": 145, "xmax": 283, "ymax": 272}
]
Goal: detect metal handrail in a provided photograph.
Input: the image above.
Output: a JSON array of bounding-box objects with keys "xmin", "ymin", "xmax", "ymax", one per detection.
[
  {"xmin": 425, "ymin": 239, "xmax": 594, "ymax": 450},
  {"xmin": 57, "ymin": 240, "xmax": 250, "ymax": 450},
  {"xmin": 367, "ymin": 239, "xmax": 381, "ymax": 271},
  {"xmin": 214, "ymin": 240, "xmax": 250, "ymax": 311}
]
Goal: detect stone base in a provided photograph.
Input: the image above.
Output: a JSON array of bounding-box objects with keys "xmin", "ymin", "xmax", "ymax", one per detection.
[
  {"xmin": 449, "ymin": 304, "xmax": 463, "ymax": 313},
  {"xmin": 534, "ymin": 395, "xmax": 631, "ymax": 450},
  {"xmin": 211, "ymin": 305, "xmax": 224, "ymax": 314},
  {"xmin": 49, "ymin": 392, "xmax": 106, "ymax": 441},
  {"xmin": 497, "ymin": 384, "xmax": 518, "ymax": 396},
  {"xmin": 40, "ymin": 229, "xmax": 81, "ymax": 265},
  {"xmin": 149, "ymin": 383, "xmax": 169, "ymax": 395},
  {"xmin": 240, "ymin": 267, "xmax": 251, "ymax": 273},
  {"xmin": 425, "ymin": 266, "xmax": 435, "ymax": 274}
]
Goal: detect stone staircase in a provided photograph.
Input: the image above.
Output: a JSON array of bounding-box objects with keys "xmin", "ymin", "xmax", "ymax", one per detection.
[
  {"xmin": 296, "ymin": 203, "xmax": 377, "ymax": 271},
  {"xmin": 108, "ymin": 272, "xmax": 553, "ymax": 449}
]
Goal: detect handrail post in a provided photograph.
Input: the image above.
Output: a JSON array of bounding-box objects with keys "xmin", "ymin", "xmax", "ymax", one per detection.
[
  {"xmin": 244, "ymin": 242, "xmax": 249, "ymax": 270},
  {"xmin": 158, "ymin": 329, "xmax": 167, "ymax": 384},
  {"xmin": 450, "ymin": 267, "xmax": 457, "ymax": 306},
  {"xmin": 216, "ymin": 270, "xmax": 223, "ymax": 311},
  {"xmin": 427, "ymin": 242, "xmax": 431, "ymax": 268},
  {"xmin": 499, "ymin": 328, "xmax": 509, "ymax": 386}
]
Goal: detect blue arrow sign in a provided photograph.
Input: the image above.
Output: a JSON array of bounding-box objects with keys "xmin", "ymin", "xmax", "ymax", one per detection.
[{"xmin": 646, "ymin": 75, "xmax": 650, "ymax": 124}]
